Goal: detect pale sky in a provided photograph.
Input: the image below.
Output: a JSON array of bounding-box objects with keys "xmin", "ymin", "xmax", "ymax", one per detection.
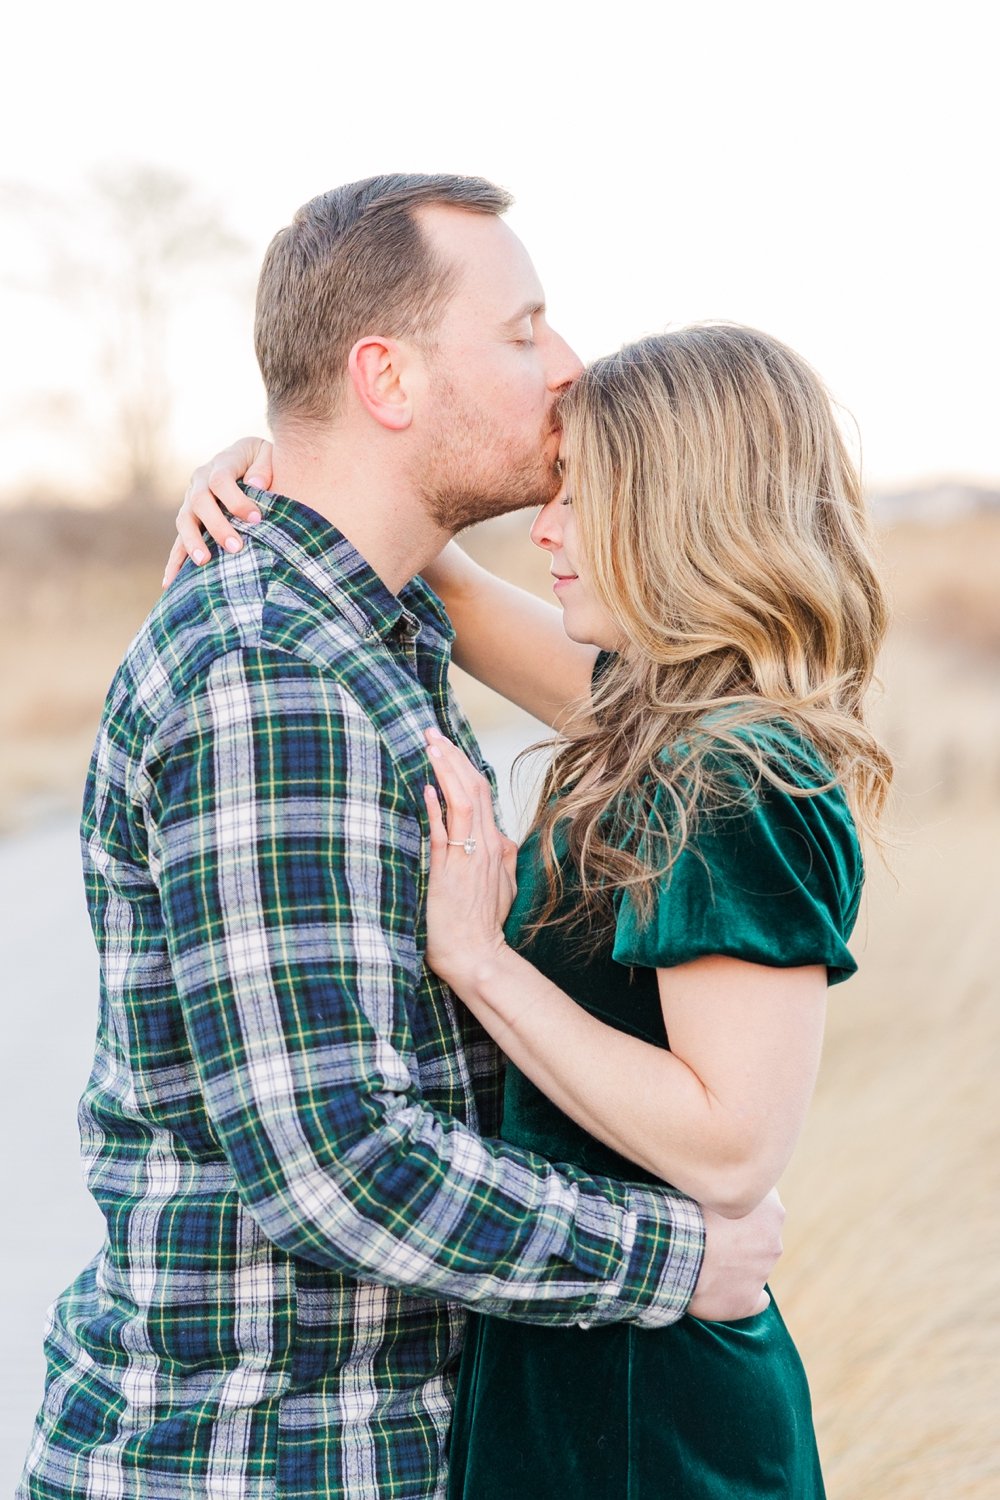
[{"xmin": 2, "ymin": 0, "xmax": 996, "ymax": 497}]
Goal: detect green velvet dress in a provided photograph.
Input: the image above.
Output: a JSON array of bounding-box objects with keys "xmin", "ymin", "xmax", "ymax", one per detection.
[{"xmin": 448, "ymin": 726, "xmax": 863, "ymax": 1499}]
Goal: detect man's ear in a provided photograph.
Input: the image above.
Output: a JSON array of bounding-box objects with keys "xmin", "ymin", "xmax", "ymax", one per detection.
[{"xmin": 347, "ymin": 336, "xmax": 414, "ymax": 431}]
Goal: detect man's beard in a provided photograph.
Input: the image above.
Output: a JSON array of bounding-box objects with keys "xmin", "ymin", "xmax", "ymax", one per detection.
[{"xmin": 417, "ymin": 379, "xmax": 561, "ymax": 534}]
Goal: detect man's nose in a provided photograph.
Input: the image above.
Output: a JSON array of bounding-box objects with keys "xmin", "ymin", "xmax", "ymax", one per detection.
[
  {"xmin": 546, "ymin": 330, "xmax": 584, "ymax": 391},
  {"xmin": 530, "ymin": 497, "xmax": 562, "ymax": 550}
]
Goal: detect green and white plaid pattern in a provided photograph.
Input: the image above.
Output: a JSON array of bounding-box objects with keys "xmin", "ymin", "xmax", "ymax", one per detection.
[{"xmin": 19, "ymin": 491, "xmax": 704, "ymax": 1499}]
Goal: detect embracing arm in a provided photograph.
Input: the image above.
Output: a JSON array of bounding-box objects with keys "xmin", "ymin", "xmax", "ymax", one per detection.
[{"xmin": 443, "ymin": 945, "xmax": 825, "ymax": 1219}]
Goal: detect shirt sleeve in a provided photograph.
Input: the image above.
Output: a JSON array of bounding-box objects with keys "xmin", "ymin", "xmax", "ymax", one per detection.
[
  {"xmin": 612, "ymin": 737, "xmax": 864, "ymax": 985},
  {"xmin": 144, "ymin": 647, "xmax": 704, "ymax": 1329}
]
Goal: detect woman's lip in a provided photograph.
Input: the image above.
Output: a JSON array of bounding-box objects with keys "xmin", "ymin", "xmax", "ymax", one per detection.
[{"xmin": 552, "ymin": 574, "xmax": 578, "ymax": 593}]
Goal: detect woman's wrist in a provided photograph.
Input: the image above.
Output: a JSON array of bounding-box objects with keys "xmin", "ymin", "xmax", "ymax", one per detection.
[
  {"xmin": 421, "ymin": 540, "xmax": 479, "ymax": 603},
  {"xmin": 453, "ymin": 941, "xmax": 535, "ymax": 1031}
]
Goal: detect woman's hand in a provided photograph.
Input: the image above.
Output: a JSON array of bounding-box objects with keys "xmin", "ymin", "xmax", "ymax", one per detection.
[
  {"xmin": 162, "ymin": 437, "xmax": 274, "ymax": 588},
  {"xmin": 422, "ymin": 728, "xmax": 519, "ymax": 992}
]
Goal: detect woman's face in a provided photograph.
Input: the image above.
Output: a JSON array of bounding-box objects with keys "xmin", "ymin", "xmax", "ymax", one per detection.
[{"xmin": 530, "ymin": 471, "xmax": 625, "ymax": 652}]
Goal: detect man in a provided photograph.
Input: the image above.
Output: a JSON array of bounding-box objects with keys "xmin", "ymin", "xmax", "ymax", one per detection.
[{"xmin": 20, "ymin": 175, "xmax": 782, "ymax": 1500}]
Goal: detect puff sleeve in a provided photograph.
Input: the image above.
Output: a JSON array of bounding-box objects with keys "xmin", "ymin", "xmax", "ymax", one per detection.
[{"xmin": 611, "ymin": 730, "xmax": 864, "ymax": 986}]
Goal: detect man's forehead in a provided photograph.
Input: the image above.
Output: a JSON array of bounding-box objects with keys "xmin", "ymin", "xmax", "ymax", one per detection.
[{"xmin": 416, "ymin": 204, "xmax": 544, "ymax": 306}]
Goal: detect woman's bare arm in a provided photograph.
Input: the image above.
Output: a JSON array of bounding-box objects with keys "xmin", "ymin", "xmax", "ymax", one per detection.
[{"xmin": 457, "ymin": 945, "xmax": 826, "ymax": 1218}]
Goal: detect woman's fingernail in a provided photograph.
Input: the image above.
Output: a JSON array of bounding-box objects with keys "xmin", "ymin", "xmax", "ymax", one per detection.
[
  {"xmin": 247, "ymin": 511, "xmax": 262, "ymax": 524},
  {"xmin": 225, "ymin": 537, "xmax": 243, "ymax": 553},
  {"xmin": 194, "ymin": 549, "xmax": 208, "ymax": 565},
  {"xmin": 428, "ymin": 744, "xmax": 442, "ymax": 759},
  {"xmin": 426, "ymin": 726, "xmax": 444, "ymax": 740}
]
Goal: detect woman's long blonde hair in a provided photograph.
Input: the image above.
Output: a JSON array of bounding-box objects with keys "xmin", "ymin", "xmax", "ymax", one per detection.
[{"xmin": 525, "ymin": 323, "xmax": 893, "ymax": 940}]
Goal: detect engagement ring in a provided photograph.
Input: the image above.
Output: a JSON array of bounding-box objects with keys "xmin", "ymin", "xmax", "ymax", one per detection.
[{"xmin": 446, "ymin": 838, "xmax": 477, "ymax": 856}]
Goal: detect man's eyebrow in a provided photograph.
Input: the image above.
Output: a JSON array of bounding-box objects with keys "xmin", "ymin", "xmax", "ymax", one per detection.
[{"xmin": 501, "ymin": 301, "xmax": 545, "ymax": 331}]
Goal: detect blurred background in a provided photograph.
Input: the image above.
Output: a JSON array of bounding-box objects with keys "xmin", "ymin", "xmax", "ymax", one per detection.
[{"xmin": 2, "ymin": 3, "xmax": 997, "ymax": 1496}]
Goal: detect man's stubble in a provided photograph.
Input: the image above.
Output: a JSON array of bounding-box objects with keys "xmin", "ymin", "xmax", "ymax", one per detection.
[{"xmin": 417, "ymin": 375, "xmax": 562, "ymax": 536}]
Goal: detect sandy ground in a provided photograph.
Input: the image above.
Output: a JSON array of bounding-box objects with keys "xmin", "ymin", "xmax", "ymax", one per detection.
[{"xmin": 780, "ymin": 805, "xmax": 1000, "ymax": 1498}]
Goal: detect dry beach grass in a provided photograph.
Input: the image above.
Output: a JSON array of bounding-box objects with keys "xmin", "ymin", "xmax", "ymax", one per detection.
[{"xmin": 1, "ymin": 500, "xmax": 997, "ymax": 1496}]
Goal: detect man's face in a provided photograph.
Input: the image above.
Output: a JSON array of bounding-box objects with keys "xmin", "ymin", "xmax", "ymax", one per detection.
[{"xmin": 412, "ymin": 207, "xmax": 584, "ymax": 532}]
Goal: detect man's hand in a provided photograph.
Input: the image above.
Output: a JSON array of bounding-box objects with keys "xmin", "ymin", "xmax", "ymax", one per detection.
[
  {"xmin": 162, "ymin": 437, "xmax": 274, "ymax": 588},
  {"xmin": 687, "ymin": 1188, "xmax": 785, "ymax": 1321}
]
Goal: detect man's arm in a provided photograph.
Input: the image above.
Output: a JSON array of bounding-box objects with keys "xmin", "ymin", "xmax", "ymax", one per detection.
[{"xmin": 146, "ymin": 646, "xmax": 705, "ymax": 1328}]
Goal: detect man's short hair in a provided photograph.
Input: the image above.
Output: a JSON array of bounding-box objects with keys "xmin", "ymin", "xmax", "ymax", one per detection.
[{"xmin": 255, "ymin": 173, "xmax": 513, "ymax": 426}]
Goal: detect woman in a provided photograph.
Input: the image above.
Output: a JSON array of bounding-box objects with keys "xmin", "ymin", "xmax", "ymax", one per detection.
[{"xmin": 170, "ymin": 324, "xmax": 891, "ymax": 1497}]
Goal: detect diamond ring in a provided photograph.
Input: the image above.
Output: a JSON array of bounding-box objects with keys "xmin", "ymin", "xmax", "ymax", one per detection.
[{"xmin": 446, "ymin": 838, "xmax": 477, "ymax": 856}]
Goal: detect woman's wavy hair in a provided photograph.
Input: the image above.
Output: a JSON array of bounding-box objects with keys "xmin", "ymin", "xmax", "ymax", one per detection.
[{"xmin": 523, "ymin": 323, "xmax": 893, "ymax": 944}]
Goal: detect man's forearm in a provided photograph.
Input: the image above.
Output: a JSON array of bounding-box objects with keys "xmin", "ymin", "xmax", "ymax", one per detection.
[{"xmin": 213, "ymin": 1068, "xmax": 705, "ymax": 1327}]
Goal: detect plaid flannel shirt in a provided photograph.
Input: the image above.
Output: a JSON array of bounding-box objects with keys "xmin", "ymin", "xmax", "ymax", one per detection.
[{"xmin": 20, "ymin": 490, "xmax": 704, "ymax": 1500}]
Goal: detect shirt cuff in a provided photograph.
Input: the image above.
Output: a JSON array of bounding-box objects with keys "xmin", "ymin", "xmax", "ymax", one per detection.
[{"xmin": 585, "ymin": 1187, "xmax": 705, "ymax": 1329}]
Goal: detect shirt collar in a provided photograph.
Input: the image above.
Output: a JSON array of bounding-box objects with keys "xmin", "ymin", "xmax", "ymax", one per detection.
[{"xmin": 235, "ymin": 484, "xmax": 454, "ymax": 648}]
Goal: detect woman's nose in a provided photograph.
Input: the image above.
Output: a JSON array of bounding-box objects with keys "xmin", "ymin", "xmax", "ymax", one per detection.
[{"xmin": 530, "ymin": 497, "xmax": 562, "ymax": 551}]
